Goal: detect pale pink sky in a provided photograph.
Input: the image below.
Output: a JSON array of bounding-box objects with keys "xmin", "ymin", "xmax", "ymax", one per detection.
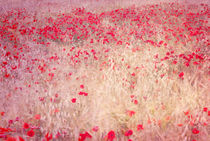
[{"xmin": 0, "ymin": 0, "xmax": 208, "ymax": 14}]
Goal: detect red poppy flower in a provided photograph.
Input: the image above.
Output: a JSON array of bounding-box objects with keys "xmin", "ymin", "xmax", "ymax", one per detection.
[
  {"xmin": 0, "ymin": 127, "xmax": 13, "ymax": 133},
  {"xmin": 130, "ymin": 95, "xmax": 135, "ymax": 98},
  {"xmin": 71, "ymin": 98, "xmax": 77, "ymax": 103},
  {"xmin": 92, "ymin": 126, "xmax": 99, "ymax": 132},
  {"xmin": 45, "ymin": 132, "xmax": 53, "ymax": 141},
  {"xmin": 192, "ymin": 128, "xmax": 199, "ymax": 134},
  {"xmin": 18, "ymin": 136, "xmax": 25, "ymax": 141},
  {"xmin": 184, "ymin": 110, "xmax": 189, "ymax": 115},
  {"xmin": 78, "ymin": 91, "xmax": 88, "ymax": 96},
  {"xmin": 127, "ymin": 110, "xmax": 135, "ymax": 117},
  {"xmin": 23, "ymin": 123, "xmax": 29, "ymax": 129},
  {"xmin": 203, "ymin": 107, "xmax": 208, "ymax": 112},
  {"xmin": 4, "ymin": 73, "xmax": 10, "ymax": 78},
  {"xmin": 0, "ymin": 112, "xmax": 5, "ymax": 116},
  {"xmin": 34, "ymin": 114, "xmax": 41, "ymax": 120},
  {"xmin": 179, "ymin": 72, "xmax": 184, "ymax": 78},
  {"xmin": 137, "ymin": 124, "xmax": 144, "ymax": 130},
  {"xmin": 78, "ymin": 131, "xmax": 92, "ymax": 141},
  {"xmin": 5, "ymin": 137, "xmax": 16, "ymax": 141},
  {"xmin": 173, "ymin": 60, "xmax": 177, "ymax": 64},
  {"xmin": 134, "ymin": 100, "xmax": 138, "ymax": 105},
  {"xmin": 159, "ymin": 40, "xmax": 164, "ymax": 45},
  {"xmin": 107, "ymin": 130, "xmax": 115, "ymax": 141},
  {"xmin": 177, "ymin": 123, "xmax": 183, "ymax": 127},
  {"xmin": 27, "ymin": 129, "xmax": 35, "ymax": 137},
  {"xmin": 80, "ymin": 85, "xmax": 84, "ymax": 89},
  {"xmin": 124, "ymin": 130, "xmax": 133, "ymax": 136}
]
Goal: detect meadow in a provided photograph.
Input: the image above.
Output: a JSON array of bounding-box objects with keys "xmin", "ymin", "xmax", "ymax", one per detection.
[{"xmin": 0, "ymin": 1, "xmax": 209, "ymax": 141}]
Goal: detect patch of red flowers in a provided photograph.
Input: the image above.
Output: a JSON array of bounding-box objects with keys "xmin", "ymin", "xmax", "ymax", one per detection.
[
  {"xmin": 78, "ymin": 131, "xmax": 92, "ymax": 141},
  {"xmin": 5, "ymin": 136, "xmax": 17, "ymax": 141},
  {"xmin": 192, "ymin": 128, "xmax": 199, "ymax": 134},
  {"xmin": 179, "ymin": 72, "xmax": 184, "ymax": 79},
  {"xmin": 78, "ymin": 91, "xmax": 88, "ymax": 96},
  {"xmin": 45, "ymin": 132, "xmax": 53, "ymax": 141}
]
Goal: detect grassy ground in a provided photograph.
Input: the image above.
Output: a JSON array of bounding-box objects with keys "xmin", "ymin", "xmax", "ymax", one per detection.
[{"xmin": 0, "ymin": 1, "xmax": 209, "ymax": 141}]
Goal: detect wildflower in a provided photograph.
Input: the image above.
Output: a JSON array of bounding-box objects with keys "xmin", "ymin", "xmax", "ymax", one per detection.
[
  {"xmin": 193, "ymin": 61, "xmax": 199, "ymax": 65},
  {"xmin": 23, "ymin": 123, "xmax": 29, "ymax": 129},
  {"xmin": 78, "ymin": 132, "xmax": 92, "ymax": 141},
  {"xmin": 2, "ymin": 61, "xmax": 7, "ymax": 65},
  {"xmin": 5, "ymin": 73, "xmax": 10, "ymax": 78},
  {"xmin": 185, "ymin": 62, "xmax": 190, "ymax": 67},
  {"xmin": 55, "ymin": 131, "xmax": 61, "ymax": 139},
  {"xmin": 130, "ymin": 95, "xmax": 135, "ymax": 98},
  {"xmin": 80, "ymin": 84, "xmax": 84, "ymax": 89},
  {"xmin": 127, "ymin": 110, "xmax": 135, "ymax": 117},
  {"xmin": 8, "ymin": 120, "xmax": 13, "ymax": 125},
  {"xmin": 192, "ymin": 128, "xmax": 199, "ymax": 134},
  {"xmin": 179, "ymin": 72, "xmax": 184, "ymax": 79},
  {"xmin": 147, "ymin": 118, "xmax": 151, "ymax": 124},
  {"xmin": 0, "ymin": 112, "xmax": 5, "ymax": 116},
  {"xmin": 90, "ymin": 39, "xmax": 94, "ymax": 43},
  {"xmin": 55, "ymin": 93, "xmax": 59, "ymax": 98},
  {"xmin": 124, "ymin": 130, "xmax": 133, "ymax": 136},
  {"xmin": 54, "ymin": 109, "xmax": 59, "ymax": 113},
  {"xmin": 34, "ymin": 114, "xmax": 41, "ymax": 120},
  {"xmin": 5, "ymin": 52, "xmax": 11, "ymax": 56},
  {"xmin": 92, "ymin": 126, "xmax": 99, "ymax": 132},
  {"xmin": 117, "ymin": 40, "xmax": 122, "ymax": 45},
  {"xmin": 158, "ymin": 40, "xmax": 164, "ymax": 45},
  {"xmin": 177, "ymin": 124, "xmax": 183, "ymax": 127},
  {"xmin": 71, "ymin": 98, "xmax": 77, "ymax": 103},
  {"xmin": 0, "ymin": 127, "xmax": 13, "ymax": 133},
  {"xmin": 45, "ymin": 132, "xmax": 53, "ymax": 141},
  {"xmin": 134, "ymin": 100, "xmax": 138, "ymax": 105},
  {"xmin": 27, "ymin": 129, "xmax": 35, "ymax": 137},
  {"xmin": 166, "ymin": 52, "xmax": 170, "ymax": 56},
  {"xmin": 18, "ymin": 136, "xmax": 25, "ymax": 141},
  {"xmin": 203, "ymin": 107, "xmax": 208, "ymax": 112},
  {"xmin": 107, "ymin": 130, "xmax": 115, "ymax": 141},
  {"xmin": 5, "ymin": 136, "xmax": 16, "ymax": 141},
  {"xmin": 184, "ymin": 110, "xmax": 189, "ymax": 115},
  {"xmin": 165, "ymin": 116, "xmax": 170, "ymax": 121},
  {"xmin": 173, "ymin": 60, "xmax": 177, "ymax": 64},
  {"xmin": 137, "ymin": 124, "xmax": 144, "ymax": 130},
  {"xmin": 78, "ymin": 91, "xmax": 88, "ymax": 96}
]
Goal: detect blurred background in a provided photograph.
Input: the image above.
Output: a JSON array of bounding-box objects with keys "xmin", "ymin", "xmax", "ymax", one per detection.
[{"xmin": 0, "ymin": 0, "xmax": 209, "ymax": 14}]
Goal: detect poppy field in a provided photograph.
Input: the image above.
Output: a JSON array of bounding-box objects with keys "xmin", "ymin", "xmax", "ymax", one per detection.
[{"xmin": 0, "ymin": 1, "xmax": 209, "ymax": 141}]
